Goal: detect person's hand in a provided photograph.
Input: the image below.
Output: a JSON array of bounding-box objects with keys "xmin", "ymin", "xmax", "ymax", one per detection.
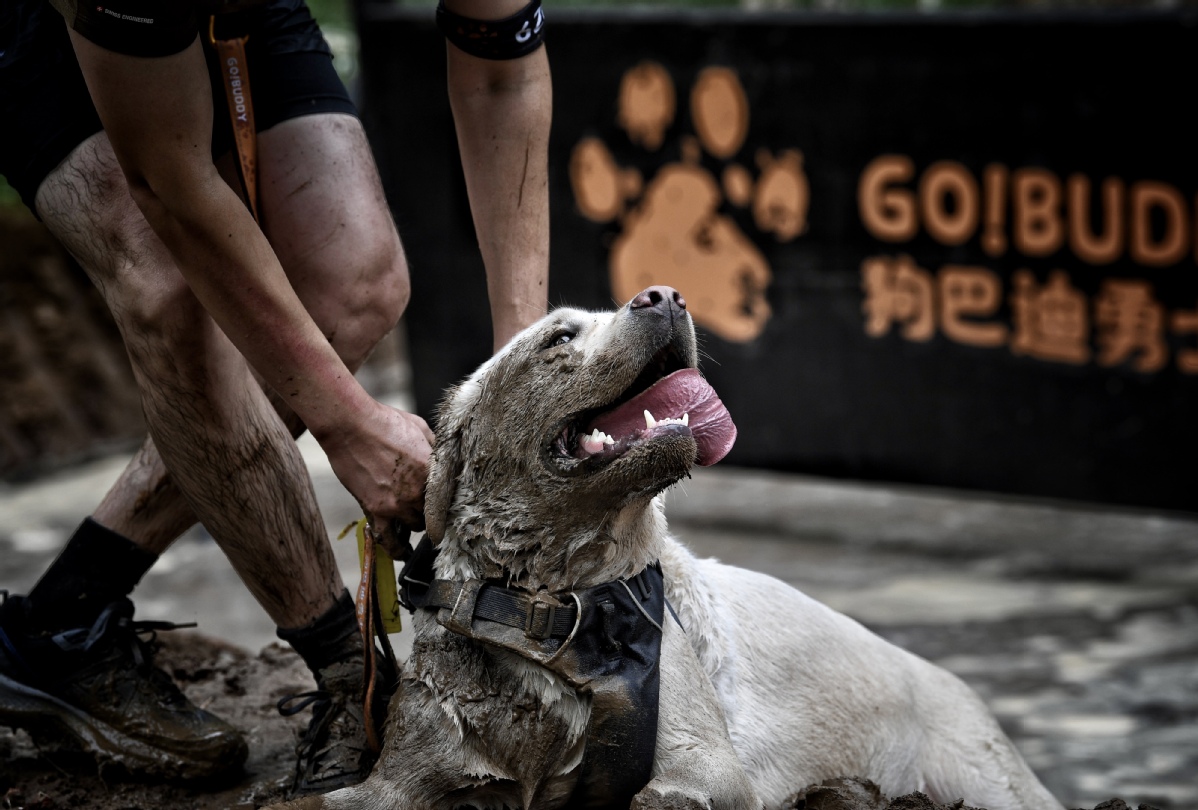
[{"xmin": 318, "ymin": 400, "xmax": 435, "ymax": 532}]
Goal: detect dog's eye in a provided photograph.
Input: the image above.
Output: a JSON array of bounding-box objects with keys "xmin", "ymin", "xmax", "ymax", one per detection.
[{"xmin": 544, "ymin": 330, "xmax": 575, "ymax": 349}]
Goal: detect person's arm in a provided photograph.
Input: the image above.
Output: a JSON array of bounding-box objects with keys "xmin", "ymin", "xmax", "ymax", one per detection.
[
  {"xmin": 68, "ymin": 34, "xmax": 433, "ymax": 528},
  {"xmin": 444, "ymin": 0, "xmax": 551, "ymax": 351}
]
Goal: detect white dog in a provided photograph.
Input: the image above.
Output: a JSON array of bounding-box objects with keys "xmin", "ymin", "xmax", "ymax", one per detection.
[{"xmin": 275, "ymin": 286, "xmax": 1062, "ymax": 810}]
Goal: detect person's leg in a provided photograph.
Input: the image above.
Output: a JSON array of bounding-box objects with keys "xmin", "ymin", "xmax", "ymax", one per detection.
[
  {"xmin": 7, "ymin": 94, "xmax": 405, "ymax": 800},
  {"xmin": 256, "ymin": 114, "xmax": 409, "ymax": 386},
  {"xmin": 33, "ymin": 133, "xmax": 345, "ymax": 630},
  {"xmin": 2, "ymin": 0, "xmax": 403, "ymax": 788},
  {"xmin": 86, "ymin": 108, "xmax": 409, "ymax": 553},
  {"xmin": 0, "ymin": 5, "xmax": 250, "ymax": 778},
  {"xmin": 29, "ymin": 111, "xmax": 409, "ymax": 633},
  {"xmin": 0, "ymin": 129, "xmax": 257, "ymax": 779},
  {"xmin": 27, "ymin": 108, "xmax": 407, "ymax": 626},
  {"xmin": 28, "ymin": 139, "xmax": 388, "ymax": 794}
]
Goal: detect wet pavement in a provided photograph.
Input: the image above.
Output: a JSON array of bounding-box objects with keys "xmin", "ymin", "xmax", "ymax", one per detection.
[{"xmin": 1, "ymin": 389, "xmax": 1196, "ymax": 809}]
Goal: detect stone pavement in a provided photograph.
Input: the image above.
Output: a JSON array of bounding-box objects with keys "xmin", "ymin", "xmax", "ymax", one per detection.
[{"xmin": 1, "ymin": 392, "xmax": 1195, "ymax": 809}]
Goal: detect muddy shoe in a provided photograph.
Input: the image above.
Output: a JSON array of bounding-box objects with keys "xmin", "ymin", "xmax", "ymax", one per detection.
[
  {"xmin": 278, "ymin": 656, "xmax": 393, "ymax": 796},
  {"xmin": 0, "ymin": 591, "xmax": 248, "ymax": 780}
]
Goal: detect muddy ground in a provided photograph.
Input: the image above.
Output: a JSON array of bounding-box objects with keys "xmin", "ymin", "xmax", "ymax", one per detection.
[
  {"xmin": 0, "ymin": 635, "xmax": 309, "ymax": 810},
  {"xmin": 0, "ymin": 633, "xmax": 1160, "ymax": 810}
]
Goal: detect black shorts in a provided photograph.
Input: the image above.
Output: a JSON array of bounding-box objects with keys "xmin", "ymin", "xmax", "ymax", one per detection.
[{"xmin": 0, "ymin": 0, "xmax": 357, "ymax": 211}]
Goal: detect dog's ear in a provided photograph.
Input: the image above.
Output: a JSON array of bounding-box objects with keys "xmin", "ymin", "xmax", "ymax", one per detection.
[
  {"xmin": 424, "ymin": 380, "xmax": 474, "ymax": 544},
  {"xmin": 424, "ymin": 428, "xmax": 463, "ymax": 545}
]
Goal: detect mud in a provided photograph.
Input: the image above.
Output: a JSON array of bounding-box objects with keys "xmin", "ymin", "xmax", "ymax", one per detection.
[
  {"xmin": 0, "ymin": 211, "xmax": 144, "ymax": 480},
  {"xmin": 0, "ymin": 633, "xmax": 1160, "ymax": 810},
  {"xmin": 0, "ymin": 634, "xmax": 311, "ymax": 810}
]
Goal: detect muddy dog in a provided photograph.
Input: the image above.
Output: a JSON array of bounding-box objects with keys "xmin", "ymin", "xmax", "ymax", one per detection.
[{"xmin": 276, "ymin": 286, "xmax": 1062, "ymax": 810}]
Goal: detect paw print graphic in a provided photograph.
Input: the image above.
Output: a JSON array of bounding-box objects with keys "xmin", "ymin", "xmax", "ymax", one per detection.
[{"xmin": 570, "ymin": 61, "xmax": 809, "ymax": 343}]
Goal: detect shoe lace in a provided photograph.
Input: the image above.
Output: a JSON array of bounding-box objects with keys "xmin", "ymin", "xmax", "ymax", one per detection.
[
  {"xmin": 277, "ymin": 686, "xmax": 367, "ymax": 776},
  {"xmin": 49, "ymin": 599, "xmax": 197, "ymax": 673}
]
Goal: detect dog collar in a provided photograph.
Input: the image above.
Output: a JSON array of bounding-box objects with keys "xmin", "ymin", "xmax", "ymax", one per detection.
[
  {"xmin": 399, "ymin": 534, "xmax": 664, "ymax": 681},
  {"xmin": 399, "ymin": 534, "xmax": 666, "ymax": 808}
]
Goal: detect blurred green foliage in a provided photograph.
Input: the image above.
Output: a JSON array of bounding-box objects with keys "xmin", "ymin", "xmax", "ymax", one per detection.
[
  {"xmin": 306, "ymin": 0, "xmax": 360, "ymax": 84},
  {"xmin": 0, "ymin": 179, "xmax": 22, "ymax": 212}
]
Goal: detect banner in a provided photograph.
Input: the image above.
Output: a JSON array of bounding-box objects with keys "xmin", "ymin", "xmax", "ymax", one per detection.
[{"xmin": 358, "ymin": 8, "xmax": 1198, "ymax": 511}]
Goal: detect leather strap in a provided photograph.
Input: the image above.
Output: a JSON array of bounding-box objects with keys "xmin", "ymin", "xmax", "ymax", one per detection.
[
  {"xmin": 417, "ymin": 578, "xmax": 579, "ymax": 640},
  {"xmin": 208, "ymin": 17, "xmax": 259, "ymax": 221},
  {"xmin": 353, "ymin": 523, "xmax": 407, "ymax": 754},
  {"xmin": 354, "ymin": 531, "xmax": 382, "ymax": 753}
]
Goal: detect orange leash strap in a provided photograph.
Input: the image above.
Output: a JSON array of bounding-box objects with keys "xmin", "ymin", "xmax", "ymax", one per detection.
[
  {"xmin": 356, "ymin": 531, "xmax": 383, "ymax": 753},
  {"xmin": 208, "ymin": 16, "xmax": 260, "ymax": 221},
  {"xmin": 352, "ymin": 520, "xmax": 409, "ymax": 754}
]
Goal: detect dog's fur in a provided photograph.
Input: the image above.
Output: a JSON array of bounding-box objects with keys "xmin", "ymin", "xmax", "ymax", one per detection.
[{"xmin": 275, "ymin": 291, "xmax": 1063, "ymax": 810}]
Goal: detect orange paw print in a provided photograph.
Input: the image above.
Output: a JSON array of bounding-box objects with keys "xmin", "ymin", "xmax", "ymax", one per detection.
[{"xmin": 570, "ymin": 62, "xmax": 809, "ymax": 343}]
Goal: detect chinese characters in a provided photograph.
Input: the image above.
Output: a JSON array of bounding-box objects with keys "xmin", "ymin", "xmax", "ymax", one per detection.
[{"xmin": 859, "ymin": 156, "xmax": 1197, "ymax": 374}]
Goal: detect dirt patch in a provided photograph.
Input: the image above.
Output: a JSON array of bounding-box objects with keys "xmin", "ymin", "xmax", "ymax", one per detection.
[
  {"xmin": 0, "ymin": 210, "xmax": 144, "ymax": 481},
  {"xmin": 0, "ymin": 635, "xmax": 1161, "ymax": 810},
  {"xmin": 0, "ymin": 634, "xmax": 313, "ymax": 810}
]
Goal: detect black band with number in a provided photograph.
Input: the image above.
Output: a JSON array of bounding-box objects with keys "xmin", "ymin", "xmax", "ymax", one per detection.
[{"xmin": 435, "ymin": 0, "xmax": 545, "ymax": 61}]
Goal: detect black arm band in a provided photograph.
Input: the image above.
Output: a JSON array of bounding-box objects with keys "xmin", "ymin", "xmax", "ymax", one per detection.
[{"xmin": 436, "ymin": 0, "xmax": 545, "ymax": 61}]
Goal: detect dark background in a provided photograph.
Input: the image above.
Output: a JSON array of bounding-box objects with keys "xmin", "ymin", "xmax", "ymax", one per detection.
[{"xmin": 357, "ymin": 7, "xmax": 1198, "ymax": 512}]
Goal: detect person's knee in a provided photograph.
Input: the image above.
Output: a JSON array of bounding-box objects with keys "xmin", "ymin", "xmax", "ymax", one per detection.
[
  {"xmin": 114, "ymin": 274, "xmax": 211, "ymax": 374},
  {"xmin": 37, "ymin": 136, "xmax": 159, "ymax": 289},
  {"xmin": 351, "ymin": 233, "xmax": 410, "ymax": 366},
  {"xmin": 314, "ymin": 230, "xmax": 411, "ymax": 370},
  {"xmin": 367, "ymin": 231, "xmax": 411, "ymax": 330}
]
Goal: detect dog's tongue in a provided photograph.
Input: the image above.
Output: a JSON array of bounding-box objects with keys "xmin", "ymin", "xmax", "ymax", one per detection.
[{"xmin": 588, "ymin": 368, "xmax": 736, "ymax": 465}]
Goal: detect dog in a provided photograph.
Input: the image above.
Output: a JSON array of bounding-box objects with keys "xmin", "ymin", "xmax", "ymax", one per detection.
[{"xmin": 275, "ymin": 286, "xmax": 1063, "ymax": 810}]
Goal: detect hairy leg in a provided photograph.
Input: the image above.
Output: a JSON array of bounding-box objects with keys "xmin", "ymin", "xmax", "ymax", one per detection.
[
  {"xmin": 84, "ymin": 115, "xmax": 407, "ymax": 559},
  {"xmin": 32, "ymin": 125, "xmax": 402, "ymax": 626}
]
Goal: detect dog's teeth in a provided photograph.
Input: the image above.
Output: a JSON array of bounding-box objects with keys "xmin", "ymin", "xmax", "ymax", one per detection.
[
  {"xmin": 646, "ymin": 410, "xmax": 694, "ymax": 430},
  {"xmin": 580, "ymin": 428, "xmax": 615, "ymax": 454}
]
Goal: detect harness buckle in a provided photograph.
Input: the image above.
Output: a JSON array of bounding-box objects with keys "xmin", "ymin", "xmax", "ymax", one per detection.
[{"xmin": 525, "ymin": 594, "xmax": 557, "ymax": 640}]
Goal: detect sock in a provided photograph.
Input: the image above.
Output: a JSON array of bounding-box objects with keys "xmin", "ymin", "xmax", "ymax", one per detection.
[
  {"xmin": 276, "ymin": 590, "xmax": 363, "ymax": 679},
  {"xmin": 25, "ymin": 517, "xmax": 158, "ymax": 634}
]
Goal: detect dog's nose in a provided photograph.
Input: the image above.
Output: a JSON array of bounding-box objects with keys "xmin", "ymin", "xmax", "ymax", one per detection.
[{"xmin": 629, "ymin": 286, "xmax": 687, "ymax": 314}]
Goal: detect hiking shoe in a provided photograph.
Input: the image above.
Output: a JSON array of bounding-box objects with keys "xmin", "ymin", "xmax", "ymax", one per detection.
[
  {"xmin": 0, "ymin": 591, "xmax": 248, "ymax": 780},
  {"xmin": 277, "ymin": 656, "xmax": 394, "ymax": 796}
]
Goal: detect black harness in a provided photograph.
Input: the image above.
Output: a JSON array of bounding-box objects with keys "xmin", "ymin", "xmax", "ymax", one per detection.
[{"xmin": 399, "ymin": 535, "xmax": 665, "ymax": 809}]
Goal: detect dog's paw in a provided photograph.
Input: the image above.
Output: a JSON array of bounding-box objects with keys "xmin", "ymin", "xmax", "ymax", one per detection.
[
  {"xmin": 782, "ymin": 778, "xmax": 888, "ymax": 810},
  {"xmin": 632, "ymin": 785, "xmax": 712, "ymax": 810}
]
